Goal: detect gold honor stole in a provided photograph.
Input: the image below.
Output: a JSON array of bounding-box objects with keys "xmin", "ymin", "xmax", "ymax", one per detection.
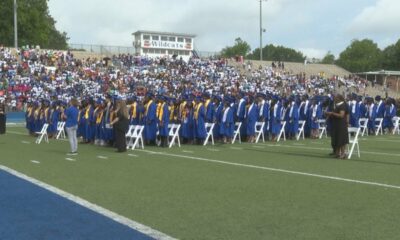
[
  {"xmin": 131, "ymin": 102, "xmax": 137, "ymax": 119},
  {"xmin": 194, "ymin": 103, "xmax": 203, "ymax": 120},
  {"xmin": 157, "ymin": 103, "xmax": 165, "ymax": 122},
  {"xmin": 145, "ymin": 100, "xmax": 153, "ymax": 116}
]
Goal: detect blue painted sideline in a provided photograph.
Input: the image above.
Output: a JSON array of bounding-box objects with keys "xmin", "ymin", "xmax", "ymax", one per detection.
[
  {"xmin": 4, "ymin": 111, "xmax": 25, "ymax": 123},
  {"xmin": 0, "ymin": 170, "xmax": 154, "ymax": 240}
]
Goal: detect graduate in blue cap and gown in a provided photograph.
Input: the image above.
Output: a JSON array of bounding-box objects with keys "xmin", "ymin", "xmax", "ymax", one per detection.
[
  {"xmin": 194, "ymin": 96, "xmax": 207, "ymax": 144},
  {"xmin": 257, "ymin": 94, "xmax": 269, "ymax": 135},
  {"xmin": 287, "ymin": 96, "xmax": 299, "ymax": 140},
  {"xmin": 129, "ymin": 96, "xmax": 141, "ymax": 125},
  {"xmin": 246, "ymin": 95, "xmax": 259, "ymax": 142},
  {"xmin": 383, "ymin": 98, "xmax": 397, "ymax": 131},
  {"xmin": 203, "ymin": 93, "xmax": 215, "ymax": 123},
  {"xmin": 94, "ymin": 99, "xmax": 105, "ymax": 145},
  {"xmin": 310, "ymin": 97, "xmax": 322, "ymax": 138},
  {"xmin": 358, "ymin": 96, "xmax": 367, "ymax": 118},
  {"xmin": 367, "ymin": 97, "xmax": 377, "ymax": 134},
  {"xmin": 375, "ymin": 96, "xmax": 385, "ymax": 118},
  {"xmin": 181, "ymin": 97, "xmax": 195, "ymax": 144},
  {"xmin": 299, "ymin": 95, "xmax": 311, "ymax": 137},
  {"xmin": 156, "ymin": 96, "xmax": 170, "ymax": 147},
  {"xmin": 84, "ymin": 98, "xmax": 95, "ymax": 144},
  {"xmin": 236, "ymin": 93, "xmax": 247, "ymax": 138},
  {"xmin": 213, "ymin": 95, "xmax": 224, "ymax": 140},
  {"xmin": 349, "ymin": 93, "xmax": 360, "ymax": 127},
  {"xmin": 48, "ymin": 101, "xmax": 60, "ymax": 138},
  {"xmin": 270, "ymin": 96, "xmax": 282, "ymax": 141},
  {"xmin": 144, "ymin": 93, "xmax": 157, "ymax": 144},
  {"xmin": 220, "ymin": 97, "xmax": 234, "ymax": 143}
]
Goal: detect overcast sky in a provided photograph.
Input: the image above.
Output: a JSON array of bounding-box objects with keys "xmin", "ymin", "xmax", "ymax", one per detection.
[{"xmin": 48, "ymin": 0, "xmax": 400, "ymax": 58}]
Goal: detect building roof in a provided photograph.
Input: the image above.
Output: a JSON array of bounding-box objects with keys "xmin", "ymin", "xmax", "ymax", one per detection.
[
  {"xmin": 356, "ymin": 70, "xmax": 400, "ymax": 76},
  {"xmin": 132, "ymin": 30, "xmax": 196, "ymax": 38}
]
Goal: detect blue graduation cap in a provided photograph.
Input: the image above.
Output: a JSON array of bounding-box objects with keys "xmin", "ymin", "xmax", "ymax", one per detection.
[{"xmin": 375, "ymin": 95, "xmax": 381, "ymax": 101}]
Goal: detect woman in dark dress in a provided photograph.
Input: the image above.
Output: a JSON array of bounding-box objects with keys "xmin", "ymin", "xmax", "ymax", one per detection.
[
  {"xmin": 110, "ymin": 99, "xmax": 129, "ymax": 152},
  {"xmin": 0, "ymin": 101, "xmax": 6, "ymax": 135},
  {"xmin": 326, "ymin": 94, "xmax": 349, "ymax": 159}
]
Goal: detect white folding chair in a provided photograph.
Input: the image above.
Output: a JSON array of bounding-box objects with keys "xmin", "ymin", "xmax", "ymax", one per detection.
[
  {"xmin": 277, "ymin": 121, "xmax": 286, "ymax": 142},
  {"xmin": 374, "ymin": 118, "xmax": 384, "ymax": 136},
  {"xmin": 254, "ymin": 122, "xmax": 265, "ymax": 143},
  {"xmin": 317, "ymin": 119, "xmax": 328, "ymax": 139},
  {"xmin": 127, "ymin": 125, "xmax": 144, "ymax": 150},
  {"xmin": 168, "ymin": 124, "xmax": 181, "ymax": 148},
  {"xmin": 296, "ymin": 120, "xmax": 306, "ymax": 141},
  {"xmin": 203, "ymin": 123, "xmax": 215, "ymax": 146},
  {"xmin": 347, "ymin": 127, "xmax": 361, "ymax": 159},
  {"xmin": 232, "ymin": 122, "xmax": 242, "ymax": 144},
  {"xmin": 56, "ymin": 121, "xmax": 66, "ymax": 139},
  {"xmin": 392, "ymin": 117, "xmax": 399, "ymax": 135},
  {"xmin": 358, "ymin": 118, "xmax": 369, "ymax": 137},
  {"xmin": 35, "ymin": 123, "xmax": 49, "ymax": 144},
  {"xmin": 126, "ymin": 125, "xmax": 136, "ymax": 149}
]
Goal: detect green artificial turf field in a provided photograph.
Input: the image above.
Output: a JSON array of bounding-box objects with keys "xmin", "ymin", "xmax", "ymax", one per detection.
[{"xmin": 2, "ymin": 126, "xmax": 400, "ymax": 240}]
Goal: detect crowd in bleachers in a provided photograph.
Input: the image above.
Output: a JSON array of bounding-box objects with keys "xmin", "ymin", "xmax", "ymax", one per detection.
[{"xmin": 0, "ymin": 45, "xmax": 399, "ymax": 149}]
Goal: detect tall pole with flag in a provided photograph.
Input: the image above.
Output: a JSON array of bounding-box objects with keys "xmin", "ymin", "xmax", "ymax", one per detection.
[
  {"xmin": 14, "ymin": 0, "xmax": 18, "ymax": 49},
  {"xmin": 259, "ymin": 0, "xmax": 267, "ymax": 62}
]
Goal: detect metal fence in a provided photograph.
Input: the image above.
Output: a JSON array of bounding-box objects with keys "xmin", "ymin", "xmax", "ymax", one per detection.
[
  {"xmin": 68, "ymin": 43, "xmax": 220, "ymax": 58},
  {"xmin": 68, "ymin": 43, "xmax": 136, "ymax": 55}
]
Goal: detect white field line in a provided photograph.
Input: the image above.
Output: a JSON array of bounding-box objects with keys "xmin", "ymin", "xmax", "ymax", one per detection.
[
  {"xmin": 21, "ymin": 141, "xmax": 31, "ymax": 144},
  {"xmin": 0, "ymin": 165, "xmax": 175, "ymax": 240},
  {"xmin": 97, "ymin": 156, "xmax": 108, "ymax": 159},
  {"xmin": 207, "ymin": 149, "xmax": 220, "ymax": 152},
  {"xmin": 138, "ymin": 150, "xmax": 400, "ymax": 190},
  {"xmin": 229, "ymin": 147, "xmax": 243, "ymax": 150},
  {"xmin": 182, "ymin": 150, "xmax": 194, "ymax": 154},
  {"xmin": 128, "ymin": 154, "xmax": 138, "ymax": 157},
  {"xmin": 65, "ymin": 158, "xmax": 76, "ymax": 162},
  {"xmin": 30, "ymin": 160, "xmax": 40, "ymax": 164},
  {"xmin": 7, "ymin": 131, "xmax": 400, "ymax": 157}
]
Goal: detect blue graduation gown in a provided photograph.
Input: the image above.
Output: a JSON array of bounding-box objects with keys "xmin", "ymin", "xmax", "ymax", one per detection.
[
  {"xmin": 195, "ymin": 104, "xmax": 207, "ymax": 139},
  {"xmin": 220, "ymin": 107, "xmax": 234, "ymax": 138},
  {"xmin": 376, "ymin": 101, "xmax": 385, "ymax": 118},
  {"xmin": 359, "ymin": 102, "xmax": 367, "ymax": 118},
  {"xmin": 367, "ymin": 104, "xmax": 377, "ymax": 131},
  {"xmin": 246, "ymin": 104, "xmax": 259, "ymax": 136},
  {"xmin": 349, "ymin": 101, "xmax": 360, "ymax": 127},
  {"xmin": 144, "ymin": 101, "xmax": 157, "ymax": 141},
  {"xmin": 271, "ymin": 102, "xmax": 282, "ymax": 135},
  {"xmin": 383, "ymin": 104, "xmax": 396, "ymax": 129},
  {"xmin": 158, "ymin": 104, "xmax": 170, "ymax": 137},
  {"xmin": 310, "ymin": 104, "xmax": 322, "ymax": 129},
  {"xmin": 214, "ymin": 103, "xmax": 224, "ymax": 139},
  {"xmin": 205, "ymin": 101, "xmax": 215, "ymax": 123},
  {"xmin": 182, "ymin": 109, "xmax": 195, "ymax": 140},
  {"xmin": 288, "ymin": 103, "xmax": 299, "ymax": 135}
]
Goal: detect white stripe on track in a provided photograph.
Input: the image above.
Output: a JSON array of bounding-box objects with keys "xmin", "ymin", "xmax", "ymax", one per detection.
[
  {"xmin": 139, "ymin": 150, "xmax": 400, "ymax": 190},
  {"xmin": 0, "ymin": 165, "xmax": 175, "ymax": 240}
]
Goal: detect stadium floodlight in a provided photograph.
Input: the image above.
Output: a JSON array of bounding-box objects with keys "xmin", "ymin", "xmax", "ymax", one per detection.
[
  {"xmin": 14, "ymin": 0, "xmax": 18, "ymax": 49},
  {"xmin": 259, "ymin": 0, "xmax": 267, "ymax": 62}
]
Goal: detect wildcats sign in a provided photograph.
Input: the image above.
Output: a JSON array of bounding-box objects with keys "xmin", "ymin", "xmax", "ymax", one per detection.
[{"xmin": 143, "ymin": 40, "xmax": 193, "ymax": 50}]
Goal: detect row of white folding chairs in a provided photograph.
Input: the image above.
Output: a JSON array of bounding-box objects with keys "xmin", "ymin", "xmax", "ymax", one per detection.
[
  {"xmin": 35, "ymin": 121, "xmax": 66, "ymax": 144},
  {"xmin": 126, "ymin": 125, "xmax": 145, "ymax": 150},
  {"xmin": 359, "ymin": 117, "xmax": 386, "ymax": 136}
]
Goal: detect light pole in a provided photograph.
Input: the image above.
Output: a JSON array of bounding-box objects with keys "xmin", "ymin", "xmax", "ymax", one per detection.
[
  {"xmin": 14, "ymin": 0, "xmax": 18, "ymax": 49},
  {"xmin": 259, "ymin": 0, "xmax": 267, "ymax": 62}
]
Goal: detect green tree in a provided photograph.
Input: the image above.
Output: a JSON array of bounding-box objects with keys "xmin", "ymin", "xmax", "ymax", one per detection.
[
  {"xmin": 321, "ymin": 51, "xmax": 335, "ymax": 64},
  {"xmin": 248, "ymin": 44, "xmax": 306, "ymax": 62},
  {"xmin": 382, "ymin": 39, "xmax": 400, "ymax": 71},
  {"xmin": 221, "ymin": 38, "xmax": 251, "ymax": 58},
  {"xmin": 0, "ymin": 0, "xmax": 68, "ymax": 49},
  {"xmin": 336, "ymin": 39, "xmax": 382, "ymax": 72}
]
